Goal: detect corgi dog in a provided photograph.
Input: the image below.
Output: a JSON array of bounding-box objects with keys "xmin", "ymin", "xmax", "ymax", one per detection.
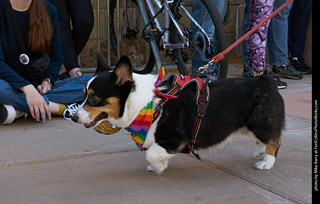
[{"xmin": 72, "ymin": 53, "xmax": 285, "ymax": 175}]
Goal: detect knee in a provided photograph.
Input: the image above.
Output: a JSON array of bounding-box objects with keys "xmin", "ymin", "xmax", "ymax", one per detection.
[
  {"xmin": 0, "ymin": 80, "xmax": 13, "ymax": 95},
  {"xmin": 72, "ymin": 14, "xmax": 94, "ymax": 32}
]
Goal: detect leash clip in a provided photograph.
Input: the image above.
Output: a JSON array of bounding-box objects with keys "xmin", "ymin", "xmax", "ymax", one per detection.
[{"xmin": 197, "ymin": 58, "xmax": 216, "ymax": 75}]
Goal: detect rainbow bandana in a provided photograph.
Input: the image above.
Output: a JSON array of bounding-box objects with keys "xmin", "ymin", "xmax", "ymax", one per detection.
[{"xmin": 125, "ymin": 68, "xmax": 176, "ymax": 151}]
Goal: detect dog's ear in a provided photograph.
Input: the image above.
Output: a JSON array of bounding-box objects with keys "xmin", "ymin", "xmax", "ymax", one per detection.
[
  {"xmin": 96, "ymin": 52, "xmax": 112, "ymax": 74},
  {"xmin": 112, "ymin": 55, "xmax": 133, "ymax": 86}
]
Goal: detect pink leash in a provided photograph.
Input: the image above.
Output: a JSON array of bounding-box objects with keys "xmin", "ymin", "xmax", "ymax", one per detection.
[{"xmin": 209, "ymin": 0, "xmax": 294, "ymax": 65}]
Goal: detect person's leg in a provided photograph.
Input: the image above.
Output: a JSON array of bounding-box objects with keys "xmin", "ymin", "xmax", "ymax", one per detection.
[
  {"xmin": 191, "ymin": 0, "xmax": 227, "ymax": 78},
  {"xmin": 241, "ymin": 0, "xmax": 250, "ymax": 67},
  {"xmin": 288, "ymin": 0, "xmax": 312, "ymax": 74},
  {"xmin": 0, "ymin": 79, "xmax": 31, "ymax": 113},
  {"xmin": 0, "ymin": 79, "xmax": 63, "ymax": 124},
  {"xmin": 44, "ymin": 74, "xmax": 93, "ymax": 105},
  {"xmin": 0, "ymin": 79, "xmax": 62, "ymax": 115},
  {"xmin": 288, "ymin": 0, "xmax": 312, "ymax": 59},
  {"xmin": 48, "ymin": 0, "xmax": 80, "ymax": 75},
  {"xmin": 267, "ymin": 0, "xmax": 292, "ymax": 66},
  {"xmin": 267, "ymin": 0, "xmax": 302, "ymax": 79},
  {"xmin": 0, "ymin": 75, "xmax": 92, "ymax": 124},
  {"xmin": 66, "ymin": 0, "xmax": 94, "ymax": 56},
  {"xmin": 245, "ymin": 0, "xmax": 274, "ymax": 76}
]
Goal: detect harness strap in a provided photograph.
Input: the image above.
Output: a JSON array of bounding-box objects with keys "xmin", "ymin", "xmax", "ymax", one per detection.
[
  {"xmin": 189, "ymin": 75, "xmax": 210, "ymax": 160},
  {"xmin": 153, "ymin": 73, "xmax": 210, "ymax": 160}
]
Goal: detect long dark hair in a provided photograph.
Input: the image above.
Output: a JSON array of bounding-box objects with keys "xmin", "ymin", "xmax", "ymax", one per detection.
[{"xmin": 28, "ymin": 0, "xmax": 52, "ymax": 56}]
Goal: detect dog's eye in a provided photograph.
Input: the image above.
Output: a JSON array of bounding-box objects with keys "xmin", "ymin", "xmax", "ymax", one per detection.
[{"xmin": 89, "ymin": 95, "xmax": 100, "ymax": 104}]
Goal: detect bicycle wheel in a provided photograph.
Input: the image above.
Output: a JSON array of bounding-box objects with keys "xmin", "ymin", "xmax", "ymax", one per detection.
[
  {"xmin": 109, "ymin": 0, "xmax": 155, "ymax": 73},
  {"xmin": 170, "ymin": 0, "xmax": 228, "ymax": 79}
]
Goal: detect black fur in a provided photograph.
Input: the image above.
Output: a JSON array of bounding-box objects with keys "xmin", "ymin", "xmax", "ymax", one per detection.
[
  {"xmin": 88, "ymin": 53, "xmax": 285, "ymax": 157},
  {"xmin": 156, "ymin": 76, "xmax": 285, "ymax": 154}
]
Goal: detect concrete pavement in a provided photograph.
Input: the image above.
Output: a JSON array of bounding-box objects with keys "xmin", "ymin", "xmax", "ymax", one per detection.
[{"xmin": 0, "ymin": 64, "xmax": 312, "ymax": 204}]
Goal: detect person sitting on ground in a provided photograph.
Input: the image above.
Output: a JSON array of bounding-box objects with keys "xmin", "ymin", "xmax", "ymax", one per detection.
[{"xmin": 0, "ymin": 0, "xmax": 92, "ymax": 125}]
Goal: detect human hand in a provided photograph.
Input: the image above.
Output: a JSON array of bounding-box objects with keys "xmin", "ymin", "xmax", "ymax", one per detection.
[
  {"xmin": 69, "ymin": 67, "xmax": 82, "ymax": 78},
  {"xmin": 19, "ymin": 85, "xmax": 51, "ymax": 122},
  {"xmin": 37, "ymin": 79, "xmax": 52, "ymax": 95}
]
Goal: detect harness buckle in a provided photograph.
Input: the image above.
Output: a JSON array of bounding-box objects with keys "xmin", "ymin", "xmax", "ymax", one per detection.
[{"xmin": 198, "ymin": 101, "xmax": 208, "ymax": 115}]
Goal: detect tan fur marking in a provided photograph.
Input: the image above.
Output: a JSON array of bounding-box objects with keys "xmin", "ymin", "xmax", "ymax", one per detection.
[
  {"xmin": 83, "ymin": 97, "xmax": 121, "ymax": 120},
  {"xmin": 265, "ymin": 138, "xmax": 281, "ymax": 156},
  {"xmin": 87, "ymin": 89, "xmax": 94, "ymax": 95}
]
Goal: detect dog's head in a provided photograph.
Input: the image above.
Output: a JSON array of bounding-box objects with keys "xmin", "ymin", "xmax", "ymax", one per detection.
[{"xmin": 72, "ymin": 53, "xmax": 134, "ymax": 128}]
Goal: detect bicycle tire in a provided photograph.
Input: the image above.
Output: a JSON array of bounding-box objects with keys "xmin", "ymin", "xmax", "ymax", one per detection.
[
  {"xmin": 170, "ymin": 0, "xmax": 228, "ymax": 79},
  {"xmin": 109, "ymin": 0, "xmax": 155, "ymax": 74}
]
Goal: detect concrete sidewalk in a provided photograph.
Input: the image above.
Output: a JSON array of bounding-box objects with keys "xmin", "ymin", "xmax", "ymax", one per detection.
[{"xmin": 0, "ymin": 64, "xmax": 312, "ymax": 204}]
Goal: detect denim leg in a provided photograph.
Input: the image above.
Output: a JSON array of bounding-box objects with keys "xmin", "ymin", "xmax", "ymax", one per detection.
[
  {"xmin": 43, "ymin": 74, "xmax": 93, "ymax": 105},
  {"xmin": 191, "ymin": 0, "xmax": 227, "ymax": 73},
  {"xmin": 0, "ymin": 75, "xmax": 92, "ymax": 115},
  {"xmin": 267, "ymin": 0, "xmax": 293, "ymax": 66},
  {"xmin": 0, "ymin": 80, "xmax": 33, "ymax": 113},
  {"xmin": 0, "ymin": 79, "xmax": 51, "ymax": 113},
  {"xmin": 288, "ymin": 0, "xmax": 312, "ymax": 59},
  {"xmin": 241, "ymin": 0, "xmax": 249, "ymax": 65}
]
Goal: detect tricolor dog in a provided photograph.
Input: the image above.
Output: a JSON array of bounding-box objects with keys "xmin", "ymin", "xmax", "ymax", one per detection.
[{"xmin": 72, "ymin": 53, "xmax": 285, "ymax": 175}]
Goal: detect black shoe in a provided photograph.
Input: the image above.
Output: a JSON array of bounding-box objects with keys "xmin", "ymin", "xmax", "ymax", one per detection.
[
  {"xmin": 290, "ymin": 58, "xmax": 312, "ymax": 74},
  {"xmin": 0, "ymin": 104, "xmax": 27, "ymax": 124},
  {"xmin": 272, "ymin": 77, "xmax": 287, "ymax": 89},
  {"xmin": 273, "ymin": 63, "xmax": 303, "ymax": 80}
]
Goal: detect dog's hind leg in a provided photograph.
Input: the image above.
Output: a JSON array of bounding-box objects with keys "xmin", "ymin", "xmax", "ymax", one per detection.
[
  {"xmin": 146, "ymin": 143, "xmax": 174, "ymax": 175},
  {"xmin": 254, "ymin": 137, "xmax": 281, "ymax": 170}
]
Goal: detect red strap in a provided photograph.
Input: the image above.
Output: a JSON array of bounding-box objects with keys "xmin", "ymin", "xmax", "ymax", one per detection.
[{"xmin": 210, "ymin": 0, "xmax": 294, "ymax": 65}]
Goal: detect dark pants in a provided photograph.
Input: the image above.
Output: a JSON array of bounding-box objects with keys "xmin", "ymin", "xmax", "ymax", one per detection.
[
  {"xmin": 288, "ymin": 0, "xmax": 312, "ymax": 59},
  {"xmin": 48, "ymin": 0, "xmax": 94, "ymax": 72}
]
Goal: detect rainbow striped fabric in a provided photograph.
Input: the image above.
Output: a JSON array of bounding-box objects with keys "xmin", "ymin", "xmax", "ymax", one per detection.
[
  {"xmin": 126, "ymin": 68, "xmax": 176, "ymax": 150},
  {"xmin": 125, "ymin": 100, "xmax": 154, "ymax": 150}
]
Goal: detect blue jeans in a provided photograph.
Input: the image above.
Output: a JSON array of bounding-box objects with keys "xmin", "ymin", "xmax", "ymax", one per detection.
[
  {"xmin": 191, "ymin": 0, "xmax": 227, "ymax": 73},
  {"xmin": 267, "ymin": 0, "xmax": 293, "ymax": 66},
  {"xmin": 242, "ymin": 0, "xmax": 249, "ymax": 65},
  {"xmin": 242, "ymin": 0, "xmax": 293, "ymax": 66},
  {"xmin": 0, "ymin": 74, "xmax": 93, "ymax": 114}
]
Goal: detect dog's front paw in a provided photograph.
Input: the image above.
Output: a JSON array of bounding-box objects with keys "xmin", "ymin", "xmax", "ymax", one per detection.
[
  {"xmin": 147, "ymin": 165, "xmax": 156, "ymax": 173},
  {"xmin": 255, "ymin": 161, "xmax": 273, "ymax": 170},
  {"xmin": 146, "ymin": 164, "xmax": 164, "ymax": 175},
  {"xmin": 254, "ymin": 154, "xmax": 275, "ymax": 170}
]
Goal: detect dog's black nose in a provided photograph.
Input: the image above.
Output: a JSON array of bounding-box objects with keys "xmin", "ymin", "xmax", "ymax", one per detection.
[{"xmin": 71, "ymin": 114, "xmax": 79, "ymax": 122}]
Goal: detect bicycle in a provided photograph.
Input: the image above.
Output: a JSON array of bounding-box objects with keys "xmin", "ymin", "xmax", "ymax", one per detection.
[{"xmin": 109, "ymin": 0, "xmax": 228, "ymax": 79}]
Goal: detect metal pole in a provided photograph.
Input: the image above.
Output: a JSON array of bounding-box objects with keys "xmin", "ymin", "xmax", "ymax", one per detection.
[
  {"xmin": 136, "ymin": 0, "xmax": 162, "ymax": 73},
  {"xmin": 107, "ymin": 0, "xmax": 111, "ymax": 63},
  {"xmin": 116, "ymin": 0, "xmax": 120, "ymax": 59},
  {"xmin": 97, "ymin": 0, "xmax": 100, "ymax": 52}
]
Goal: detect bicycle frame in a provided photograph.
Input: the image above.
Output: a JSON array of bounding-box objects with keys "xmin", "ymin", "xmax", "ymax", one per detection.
[
  {"xmin": 135, "ymin": 0, "xmax": 211, "ymax": 72},
  {"xmin": 141, "ymin": 0, "xmax": 188, "ymax": 49}
]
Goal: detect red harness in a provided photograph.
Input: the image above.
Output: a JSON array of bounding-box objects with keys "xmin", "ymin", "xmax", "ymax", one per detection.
[{"xmin": 153, "ymin": 74, "xmax": 210, "ymax": 159}]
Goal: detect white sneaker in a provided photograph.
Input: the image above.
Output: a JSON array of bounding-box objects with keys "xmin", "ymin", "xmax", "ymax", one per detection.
[
  {"xmin": 63, "ymin": 103, "xmax": 80, "ymax": 120},
  {"xmin": 0, "ymin": 104, "xmax": 27, "ymax": 125}
]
